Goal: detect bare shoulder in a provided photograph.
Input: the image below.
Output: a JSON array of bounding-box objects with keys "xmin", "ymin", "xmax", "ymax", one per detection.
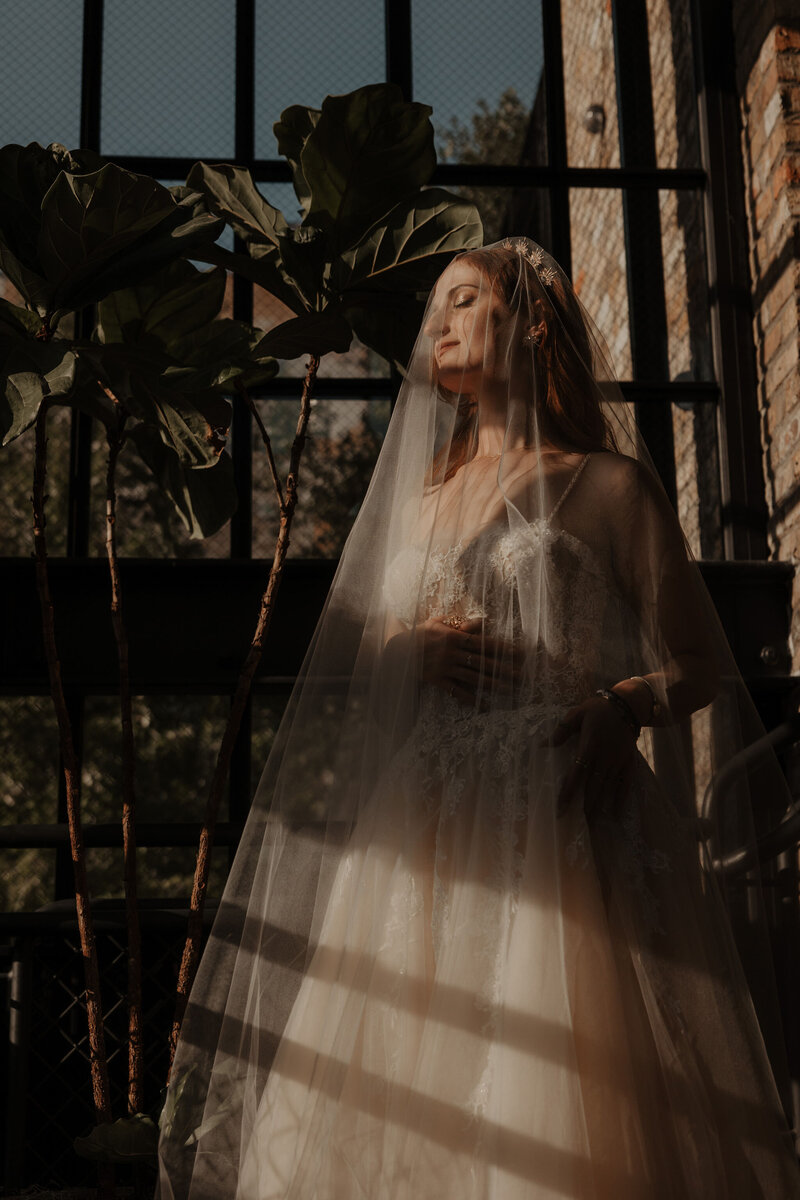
[{"xmin": 585, "ymin": 450, "xmax": 659, "ymax": 504}]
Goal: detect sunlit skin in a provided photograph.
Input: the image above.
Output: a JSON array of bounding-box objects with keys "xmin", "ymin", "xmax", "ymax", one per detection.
[
  {"xmin": 423, "ymin": 258, "xmax": 523, "ymax": 457},
  {"xmin": 402, "ymin": 255, "xmax": 654, "ymax": 817}
]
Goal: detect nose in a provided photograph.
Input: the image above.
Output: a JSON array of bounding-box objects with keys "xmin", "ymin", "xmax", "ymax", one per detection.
[{"xmin": 424, "ymin": 306, "xmax": 449, "ymax": 340}]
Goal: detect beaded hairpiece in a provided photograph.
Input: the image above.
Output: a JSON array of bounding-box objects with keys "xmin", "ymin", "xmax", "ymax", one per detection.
[{"xmin": 502, "ymin": 237, "xmax": 558, "ymax": 286}]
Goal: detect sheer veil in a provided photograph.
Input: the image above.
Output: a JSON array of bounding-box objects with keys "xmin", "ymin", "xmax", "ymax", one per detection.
[{"xmin": 157, "ymin": 238, "xmax": 800, "ymax": 1198}]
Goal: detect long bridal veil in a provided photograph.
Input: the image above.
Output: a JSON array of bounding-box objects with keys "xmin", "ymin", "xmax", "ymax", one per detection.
[{"xmin": 157, "ymin": 239, "xmax": 799, "ymax": 1199}]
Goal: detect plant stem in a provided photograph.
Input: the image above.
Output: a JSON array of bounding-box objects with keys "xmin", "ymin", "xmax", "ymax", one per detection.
[
  {"xmin": 104, "ymin": 400, "xmax": 144, "ymax": 1116},
  {"xmin": 32, "ymin": 401, "xmax": 113, "ymax": 1124},
  {"xmin": 168, "ymin": 355, "xmax": 320, "ymax": 1073}
]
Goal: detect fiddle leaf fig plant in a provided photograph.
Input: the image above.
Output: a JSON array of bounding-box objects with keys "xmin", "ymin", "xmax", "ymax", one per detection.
[
  {"xmin": 188, "ymin": 82, "xmax": 483, "ymax": 369},
  {"xmin": 0, "ymin": 142, "xmax": 279, "ymax": 1154}
]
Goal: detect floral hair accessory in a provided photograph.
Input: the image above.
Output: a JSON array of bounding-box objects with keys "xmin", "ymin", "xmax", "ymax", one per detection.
[{"xmin": 502, "ymin": 237, "xmax": 557, "ymax": 286}]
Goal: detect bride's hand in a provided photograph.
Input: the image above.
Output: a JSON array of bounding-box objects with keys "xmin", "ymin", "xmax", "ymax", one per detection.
[
  {"xmin": 547, "ymin": 696, "xmax": 638, "ymax": 817},
  {"xmin": 419, "ymin": 617, "xmax": 521, "ymax": 706}
]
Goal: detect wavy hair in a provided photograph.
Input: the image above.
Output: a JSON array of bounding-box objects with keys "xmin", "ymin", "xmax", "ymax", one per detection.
[{"xmin": 430, "ymin": 244, "xmax": 619, "ymax": 483}]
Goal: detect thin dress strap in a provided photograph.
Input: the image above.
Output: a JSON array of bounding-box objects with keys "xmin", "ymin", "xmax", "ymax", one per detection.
[{"xmin": 548, "ymin": 453, "xmax": 591, "ymax": 523}]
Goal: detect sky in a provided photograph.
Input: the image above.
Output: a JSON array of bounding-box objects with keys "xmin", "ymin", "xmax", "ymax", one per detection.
[{"xmin": 2, "ymin": 0, "xmax": 544, "ymax": 168}]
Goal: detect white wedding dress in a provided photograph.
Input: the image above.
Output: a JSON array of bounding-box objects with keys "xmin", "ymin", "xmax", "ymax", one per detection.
[{"xmin": 234, "ymin": 459, "xmax": 799, "ymax": 1199}]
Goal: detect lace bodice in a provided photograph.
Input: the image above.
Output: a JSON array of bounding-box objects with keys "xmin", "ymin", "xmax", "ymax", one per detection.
[{"xmin": 383, "ymin": 516, "xmax": 610, "ymax": 708}]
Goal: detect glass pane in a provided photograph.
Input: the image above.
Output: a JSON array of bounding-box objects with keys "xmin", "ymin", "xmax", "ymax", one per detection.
[
  {"xmin": 660, "ymin": 190, "xmax": 712, "ymax": 382},
  {"xmin": 252, "ymin": 690, "xmax": 349, "ymax": 824},
  {"xmin": 257, "ymin": 182, "xmax": 303, "ymax": 227},
  {"xmin": 0, "ymin": 697, "xmax": 61, "ymax": 826},
  {"xmin": 563, "ymin": 0, "xmax": 700, "ymax": 169},
  {"xmin": 0, "ymin": 849, "xmax": 55, "ymax": 911},
  {"xmin": 101, "ymin": 0, "xmax": 235, "ymax": 157},
  {"xmin": 0, "ymin": 403, "xmax": 72, "ymax": 556},
  {"xmin": 561, "ymin": 0, "xmax": 620, "ymax": 167},
  {"xmin": 85, "ymin": 845, "xmax": 229, "ymax": 900},
  {"xmin": 255, "ymin": 0, "xmax": 385, "ymax": 159},
  {"xmin": 443, "ymin": 186, "xmax": 551, "ymax": 251},
  {"xmin": 569, "ymin": 188, "xmax": 632, "ymax": 378},
  {"xmin": 647, "ymin": 0, "xmax": 700, "ymax": 168},
  {"xmin": 251, "ymin": 694, "xmax": 290, "ymax": 784},
  {"xmin": 413, "ymin": 0, "xmax": 546, "ymax": 166},
  {"xmin": 81, "ymin": 694, "xmax": 230, "ymax": 824},
  {"xmin": 252, "ymin": 397, "xmax": 392, "ymax": 558},
  {"xmin": 138, "ymin": 846, "xmax": 229, "ymax": 900},
  {"xmin": 1, "ymin": 0, "xmax": 82, "ymax": 149},
  {"xmin": 672, "ymin": 400, "xmax": 722, "ymax": 559}
]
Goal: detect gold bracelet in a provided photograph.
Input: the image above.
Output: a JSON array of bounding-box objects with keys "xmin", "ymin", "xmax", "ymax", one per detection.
[{"xmin": 629, "ymin": 675, "xmax": 662, "ymax": 722}]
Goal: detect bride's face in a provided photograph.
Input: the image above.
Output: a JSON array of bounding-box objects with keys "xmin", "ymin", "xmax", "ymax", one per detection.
[{"xmin": 424, "ymin": 259, "xmax": 512, "ymax": 393}]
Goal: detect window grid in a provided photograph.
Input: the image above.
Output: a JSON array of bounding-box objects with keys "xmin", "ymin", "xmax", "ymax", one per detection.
[{"xmin": 0, "ymin": 0, "xmax": 760, "ymax": 906}]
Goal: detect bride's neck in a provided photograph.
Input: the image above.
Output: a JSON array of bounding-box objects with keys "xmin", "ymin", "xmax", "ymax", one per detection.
[{"xmin": 471, "ymin": 387, "xmax": 542, "ymax": 458}]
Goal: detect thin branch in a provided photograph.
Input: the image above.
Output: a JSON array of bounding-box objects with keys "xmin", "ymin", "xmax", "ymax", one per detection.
[
  {"xmin": 238, "ymin": 380, "xmax": 285, "ymax": 511},
  {"xmin": 32, "ymin": 401, "xmax": 113, "ymax": 1125},
  {"xmin": 168, "ymin": 354, "xmax": 320, "ymax": 1073},
  {"xmin": 103, "ymin": 396, "xmax": 144, "ymax": 1116}
]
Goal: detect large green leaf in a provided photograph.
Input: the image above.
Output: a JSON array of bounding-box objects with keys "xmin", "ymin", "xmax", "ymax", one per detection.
[
  {"xmin": 38, "ymin": 165, "xmax": 223, "ymax": 316},
  {"xmin": 254, "ymin": 309, "xmax": 352, "ymax": 359},
  {"xmin": 97, "ymin": 260, "xmax": 227, "ymax": 352},
  {"xmin": 0, "ymin": 297, "xmax": 42, "ymax": 339},
  {"xmin": 275, "ymin": 225, "xmax": 327, "ymax": 310},
  {"xmin": 300, "ymin": 85, "xmax": 436, "ymax": 251},
  {"xmin": 129, "ymin": 426, "xmax": 238, "ymax": 538},
  {"xmin": 161, "ymin": 318, "xmax": 279, "ymax": 390},
  {"xmin": 68, "ymin": 353, "xmax": 122, "ymax": 429},
  {"xmin": 330, "ymin": 190, "xmax": 483, "ymax": 295},
  {"xmin": 124, "ymin": 373, "xmax": 231, "ymax": 467},
  {"xmin": 340, "ymin": 291, "xmax": 426, "ymax": 372},
  {"xmin": 0, "ymin": 349, "xmax": 76, "ymax": 444},
  {"xmin": 96, "ymin": 261, "xmax": 279, "ymax": 391},
  {"xmin": 187, "ymin": 162, "xmax": 289, "ymax": 248},
  {"xmin": 194, "ymin": 240, "xmax": 307, "ymax": 315},
  {"xmin": 74, "ymin": 1114, "xmax": 158, "ymax": 1164},
  {"xmin": 0, "ymin": 299, "xmax": 76, "ymax": 443},
  {"xmin": 273, "ymin": 105, "xmax": 321, "ymax": 213},
  {"xmin": 0, "ymin": 242, "xmax": 52, "ymax": 313},
  {"xmin": 0, "ymin": 143, "xmax": 107, "ymax": 312}
]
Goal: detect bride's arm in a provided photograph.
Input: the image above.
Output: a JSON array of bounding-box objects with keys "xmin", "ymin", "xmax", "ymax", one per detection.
[{"xmin": 604, "ymin": 454, "xmax": 720, "ymax": 726}]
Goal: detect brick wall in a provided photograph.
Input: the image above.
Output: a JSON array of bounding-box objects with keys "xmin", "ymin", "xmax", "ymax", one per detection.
[
  {"xmin": 559, "ymin": 0, "xmax": 719, "ymax": 557},
  {"xmin": 734, "ymin": 3, "xmax": 800, "ymax": 666}
]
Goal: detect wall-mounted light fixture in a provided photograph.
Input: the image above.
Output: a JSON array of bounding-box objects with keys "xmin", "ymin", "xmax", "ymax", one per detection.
[{"xmin": 582, "ymin": 104, "xmax": 606, "ymax": 135}]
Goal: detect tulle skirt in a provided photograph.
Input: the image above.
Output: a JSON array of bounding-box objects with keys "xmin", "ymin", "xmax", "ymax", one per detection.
[{"xmin": 234, "ymin": 696, "xmax": 799, "ymax": 1199}]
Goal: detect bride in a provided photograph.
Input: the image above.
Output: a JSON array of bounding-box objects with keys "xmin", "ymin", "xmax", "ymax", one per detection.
[{"xmin": 157, "ymin": 238, "xmax": 800, "ymax": 1198}]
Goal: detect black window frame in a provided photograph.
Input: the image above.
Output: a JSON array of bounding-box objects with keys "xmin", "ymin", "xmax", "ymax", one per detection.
[{"xmin": 1, "ymin": 0, "xmax": 766, "ymax": 906}]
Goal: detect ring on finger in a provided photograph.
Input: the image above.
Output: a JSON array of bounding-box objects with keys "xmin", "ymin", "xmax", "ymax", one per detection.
[{"xmin": 574, "ymin": 755, "xmax": 591, "ymax": 771}]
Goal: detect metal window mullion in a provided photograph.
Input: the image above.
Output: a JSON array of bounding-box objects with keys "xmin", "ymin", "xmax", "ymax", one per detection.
[
  {"xmin": 230, "ymin": 0, "xmax": 256, "ymax": 564},
  {"xmin": 611, "ymin": 0, "xmax": 676, "ymax": 506},
  {"xmin": 108, "ymin": 155, "xmax": 707, "ymax": 190},
  {"xmin": 69, "ymin": 0, "xmax": 104, "ymax": 560},
  {"xmin": 56, "ymin": 0, "xmax": 106, "ymax": 887},
  {"xmin": 385, "ymin": 0, "xmax": 413, "ymax": 100},
  {"xmin": 542, "ymin": 0, "xmax": 571, "ymax": 277},
  {"xmin": 690, "ymin": 0, "xmax": 767, "ymax": 560},
  {"xmin": 228, "ymin": 0, "xmax": 257, "ymax": 823}
]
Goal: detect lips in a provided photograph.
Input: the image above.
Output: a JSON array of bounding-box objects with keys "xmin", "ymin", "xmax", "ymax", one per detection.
[{"xmin": 437, "ymin": 340, "xmax": 458, "ymax": 359}]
